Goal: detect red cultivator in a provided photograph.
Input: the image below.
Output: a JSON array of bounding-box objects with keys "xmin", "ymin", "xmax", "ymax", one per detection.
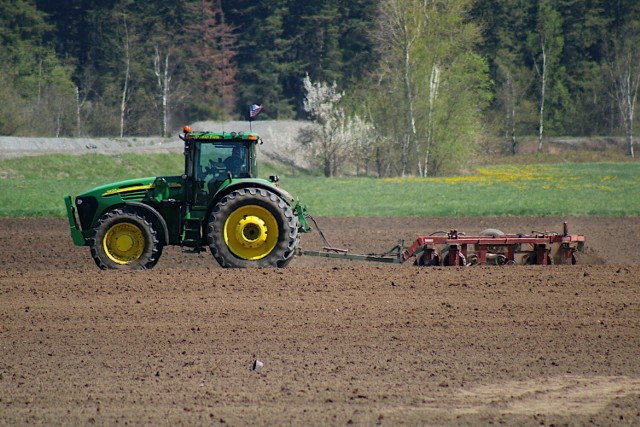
[{"xmin": 303, "ymin": 222, "xmax": 585, "ymax": 266}]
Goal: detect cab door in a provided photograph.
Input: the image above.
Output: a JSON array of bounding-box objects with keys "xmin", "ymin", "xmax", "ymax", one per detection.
[{"xmin": 194, "ymin": 142, "xmax": 250, "ymax": 206}]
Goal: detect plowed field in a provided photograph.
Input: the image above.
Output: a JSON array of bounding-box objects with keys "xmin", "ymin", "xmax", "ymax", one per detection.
[{"xmin": 1, "ymin": 217, "xmax": 639, "ymax": 426}]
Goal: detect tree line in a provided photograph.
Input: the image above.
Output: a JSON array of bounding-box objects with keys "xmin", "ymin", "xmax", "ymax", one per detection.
[{"xmin": 0, "ymin": 0, "xmax": 638, "ymax": 175}]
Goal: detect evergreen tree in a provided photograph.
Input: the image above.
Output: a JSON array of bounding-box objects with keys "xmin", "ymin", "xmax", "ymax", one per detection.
[
  {"xmin": 473, "ymin": 0, "xmax": 536, "ymax": 154},
  {"xmin": 1, "ymin": 0, "xmax": 637, "ymax": 143},
  {"xmin": 0, "ymin": 0, "xmax": 76, "ymax": 136},
  {"xmin": 555, "ymin": 0, "xmax": 609, "ymax": 135},
  {"xmin": 224, "ymin": 0, "xmax": 377, "ymax": 119},
  {"xmin": 223, "ymin": 0, "xmax": 293, "ymax": 118},
  {"xmin": 187, "ymin": 0, "xmax": 238, "ymax": 118}
]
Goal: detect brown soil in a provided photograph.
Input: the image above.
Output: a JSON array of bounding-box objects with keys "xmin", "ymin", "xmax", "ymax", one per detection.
[{"xmin": 1, "ymin": 217, "xmax": 639, "ymax": 426}]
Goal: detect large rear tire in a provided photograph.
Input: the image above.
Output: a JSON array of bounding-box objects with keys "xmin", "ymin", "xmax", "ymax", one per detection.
[
  {"xmin": 90, "ymin": 208, "xmax": 162, "ymax": 270},
  {"xmin": 208, "ymin": 188, "xmax": 299, "ymax": 268}
]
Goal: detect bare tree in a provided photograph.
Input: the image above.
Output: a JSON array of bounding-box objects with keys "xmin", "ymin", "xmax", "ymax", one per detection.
[
  {"xmin": 117, "ymin": 10, "xmax": 131, "ymax": 138},
  {"xmin": 528, "ymin": 1, "xmax": 563, "ymax": 153},
  {"xmin": 153, "ymin": 45, "xmax": 172, "ymax": 137},
  {"xmin": 74, "ymin": 65, "xmax": 97, "ymax": 137},
  {"xmin": 495, "ymin": 54, "xmax": 535, "ymax": 155},
  {"xmin": 350, "ymin": 114, "xmax": 377, "ymax": 176},
  {"xmin": 605, "ymin": 22, "xmax": 640, "ymax": 158},
  {"xmin": 374, "ymin": 0, "xmax": 419, "ymax": 176}
]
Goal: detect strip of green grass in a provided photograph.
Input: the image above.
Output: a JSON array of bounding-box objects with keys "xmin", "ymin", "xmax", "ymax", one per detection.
[
  {"xmin": 290, "ymin": 163, "xmax": 640, "ymax": 216},
  {"xmin": 0, "ymin": 153, "xmax": 184, "ymax": 180},
  {"xmin": 0, "ymin": 153, "xmax": 184, "ymax": 217},
  {"xmin": 1, "ymin": 154, "xmax": 638, "ymax": 217}
]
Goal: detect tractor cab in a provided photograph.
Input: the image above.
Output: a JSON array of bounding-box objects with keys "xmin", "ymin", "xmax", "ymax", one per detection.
[{"xmin": 181, "ymin": 127, "xmax": 259, "ymax": 205}]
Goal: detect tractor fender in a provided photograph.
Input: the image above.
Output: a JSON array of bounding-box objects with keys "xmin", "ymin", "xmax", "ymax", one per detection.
[
  {"xmin": 209, "ymin": 180, "xmax": 295, "ymax": 210},
  {"xmin": 124, "ymin": 201, "xmax": 170, "ymax": 245}
]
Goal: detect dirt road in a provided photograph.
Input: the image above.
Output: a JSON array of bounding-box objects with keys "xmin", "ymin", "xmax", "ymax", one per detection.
[{"xmin": 1, "ymin": 217, "xmax": 639, "ymax": 426}]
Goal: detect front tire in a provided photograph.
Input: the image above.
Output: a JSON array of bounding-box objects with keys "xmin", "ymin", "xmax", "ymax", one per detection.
[
  {"xmin": 208, "ymin": 188, "xmax": 299, "ymax": 268},
  {"xmin": 90, "ymin": 208, "xmax": 162, "ymax": 270}
]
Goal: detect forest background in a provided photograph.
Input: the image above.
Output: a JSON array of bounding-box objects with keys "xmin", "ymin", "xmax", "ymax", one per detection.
[{"xmin": 0, "ymin": 0, "xmax": 638, "ymax": 177}]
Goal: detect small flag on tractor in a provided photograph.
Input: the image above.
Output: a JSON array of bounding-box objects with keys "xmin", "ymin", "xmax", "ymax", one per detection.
[{"xmin": 249, "ymin": 104, "xmax": 263, "ymax": 119}]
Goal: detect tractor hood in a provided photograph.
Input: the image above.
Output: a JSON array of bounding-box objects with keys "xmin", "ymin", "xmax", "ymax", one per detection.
[
  {"xmin": 76, "ymin": 177, "xmax": 159, "ymax": 201},
  {"xmin": 69, "ymin": 176, "xmax": 170, "ymax": 235}
]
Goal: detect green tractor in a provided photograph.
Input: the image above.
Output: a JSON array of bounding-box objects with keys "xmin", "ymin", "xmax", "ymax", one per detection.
[{"xmin": 64, "ymin": 126, "xmax": 310, "ymax": 269}]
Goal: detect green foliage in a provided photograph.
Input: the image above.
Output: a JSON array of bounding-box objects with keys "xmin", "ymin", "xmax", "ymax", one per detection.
[
  {"xmin": 473, "ymin": 0, "xmax": 640, "ymax": 143},
  {"xmin": 368, "ymin": 0, "xmax": 491, "ymax": 176},
  {"xmin": 0, "ymin": 0, "xmax": 76, "ymax": 137},
  {"xmin": 429, "ymin": 52, "xmax": 492, "ymax": 175},
  {"xmin": 223, "ymin": 0, "xmax": 377, "ymax": 118},
  {"xmin": 224, "ymin": 0, "xmax": 293, "ymax": 118},
  {"xmin": 0, "ymin": 0, "xmax": 639, "ymax": 171},
  {"xmin": 0, "ymin": 73, "xmax": 27, "ymax": 135}
]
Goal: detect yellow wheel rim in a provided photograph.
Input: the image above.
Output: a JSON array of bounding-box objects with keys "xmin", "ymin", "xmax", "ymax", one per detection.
[
  {"xmin": 103, "ymin": 222, "xmax": 145, "ymax": 264},
  {"xmin": 224, "ymin": 205, "xmax": 279, "ymax": 260}
]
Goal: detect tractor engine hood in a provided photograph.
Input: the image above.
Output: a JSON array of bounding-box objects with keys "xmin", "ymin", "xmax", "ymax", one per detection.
[
  {"xmin": 77, "ymin": 177, "xmax": 159, "ymax": 201},
  {"xmin": 70, "ymin": 177, "xmax": 162, "ymax": 233}
]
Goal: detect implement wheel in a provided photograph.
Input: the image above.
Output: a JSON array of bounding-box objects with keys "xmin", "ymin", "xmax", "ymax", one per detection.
[
  {"xmin": 478, "ymin": 228, "xmax": 506, "ymax": 255},
  {"xmin": 479, "ymin": 228, "xmax": 504, "ymax": 237},
  {"xmin": 90, "ymin": 208, "xmax": 162, "ymax": 270},
  {"xmin": 208, "ymin": 188, "xmax": 299, "ymax": 268}
]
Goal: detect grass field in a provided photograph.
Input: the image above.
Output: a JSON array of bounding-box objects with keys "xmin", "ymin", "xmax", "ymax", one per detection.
[{"xmin": 0, "ymin": 153, "xmax": 638, "ymax": 217}]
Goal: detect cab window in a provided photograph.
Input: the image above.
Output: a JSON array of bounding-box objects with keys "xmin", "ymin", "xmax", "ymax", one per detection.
[{"xmin": 197, "ymin": 143, "xmax": 249, "ymax": 182}]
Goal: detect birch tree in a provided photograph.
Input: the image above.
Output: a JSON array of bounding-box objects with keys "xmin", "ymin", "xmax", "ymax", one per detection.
[
  {"xmin": 153, "ymin": 45, "xmax": 172, "ymax": 137},
  {"xmin": 495, "ymin": 53, "xmax": 535, "ymax": 155},
  {"xmin": 373, "ymin": 0, "xmax": 420, "ymax": 176},
  {"xmin": 115, "ymin": 9, "xmax": 131, "ymax": 138},
  {"xmin": 372, "ymin": 0, "xmax": 490, "ymax": 176},
  {"xmin": 528, "ymin": 1, "xmax": 563, "ymax": 152},
  {"xmin": 73, "ymin": 65, "xmax": 98, "ymax": 137},
  {"xmin": 604, "ymin": 22, "xmax": 640, "ymax": 158}
]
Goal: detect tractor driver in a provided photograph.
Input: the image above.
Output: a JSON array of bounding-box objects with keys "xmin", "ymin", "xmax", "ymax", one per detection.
[{"xmin": 224, "ymin": 146, "xmax": 245, "ymax": 176}]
